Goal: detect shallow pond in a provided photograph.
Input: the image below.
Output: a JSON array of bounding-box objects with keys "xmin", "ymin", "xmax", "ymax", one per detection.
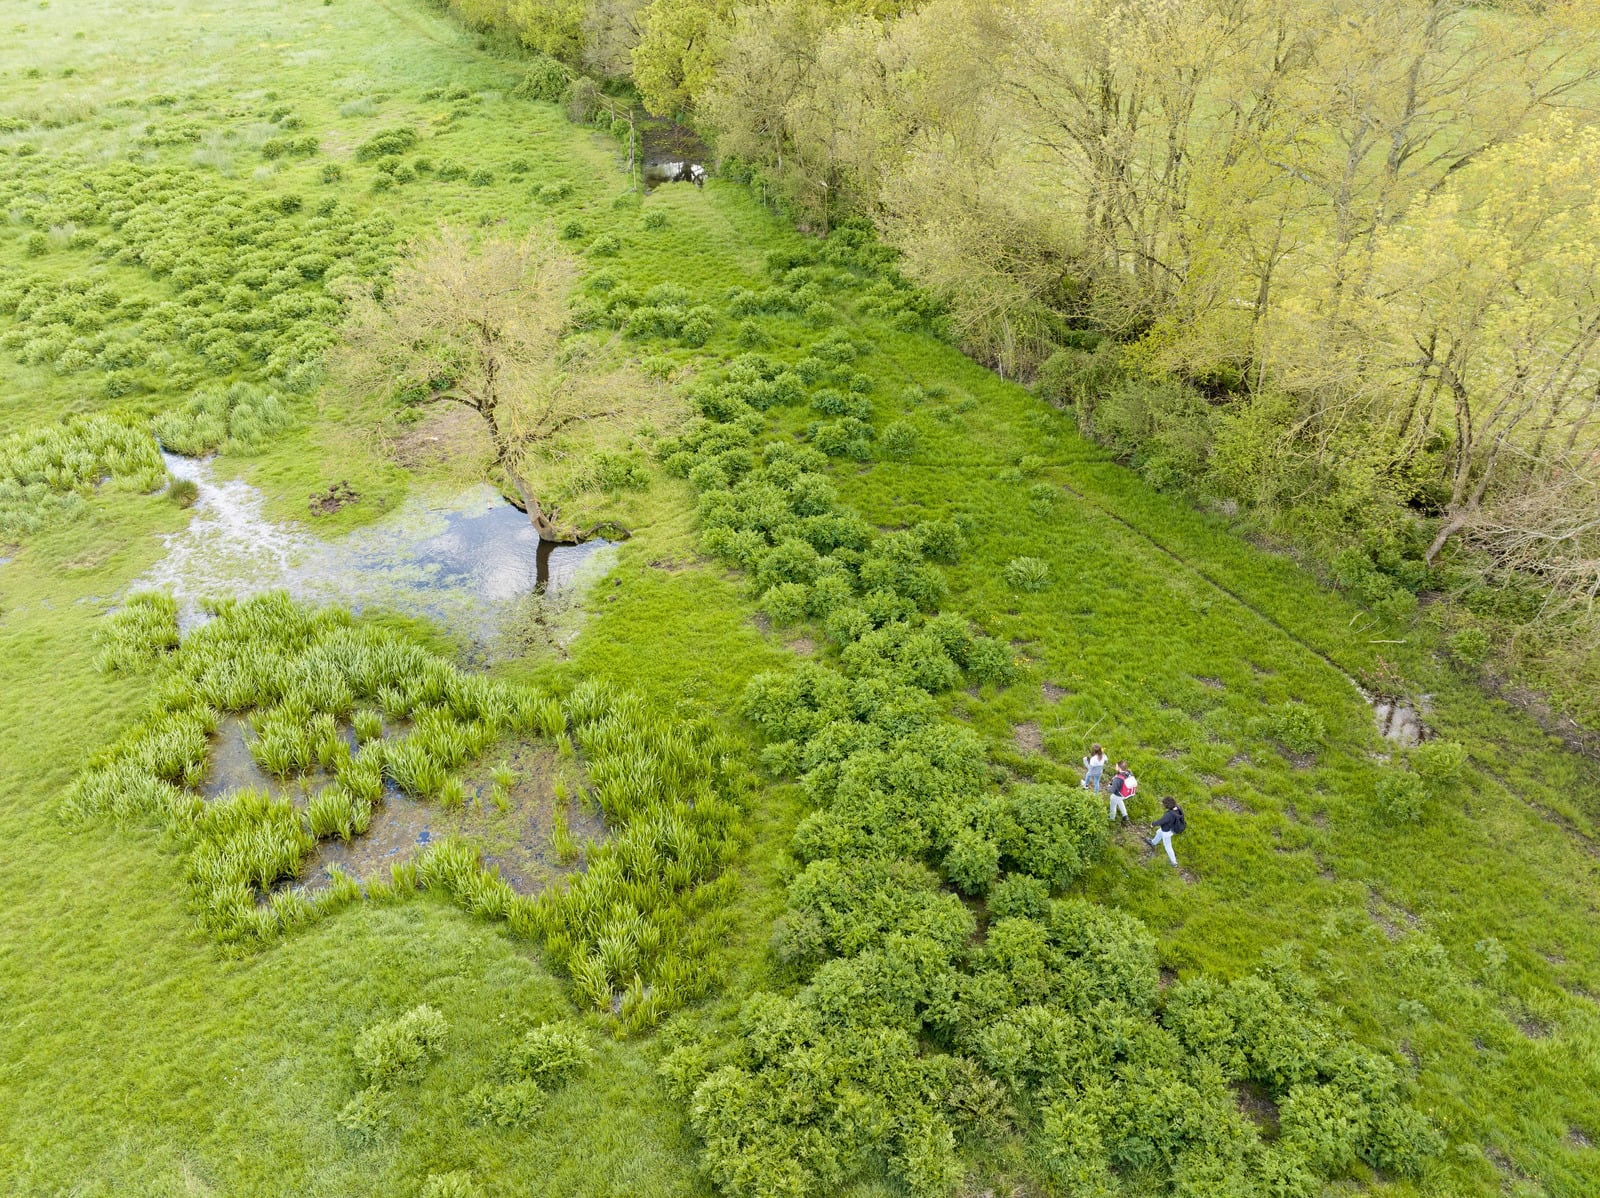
[{"xmin": 139, "ymin": 453, "xmax": 615, "ymax": 645}]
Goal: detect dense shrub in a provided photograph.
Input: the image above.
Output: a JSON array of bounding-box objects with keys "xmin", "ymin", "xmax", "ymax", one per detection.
[
  {"xmin": 1005, "ymin": 785, "xmax": 1106, "ymax": 888},
  {"xmin": 353, "ymin": 1004, "xmax": 449, "ymax": 1087},
  {"xmin": 354, "ymin": 127, "xmax": 419, "ymax": 161},
  {"xmin": 1268, "ymin": 701, "xmax": 1326, "ymax": 754},
  {"xmin": 511, "ymin": 54, "xmax": 568, "ymax": 102}
]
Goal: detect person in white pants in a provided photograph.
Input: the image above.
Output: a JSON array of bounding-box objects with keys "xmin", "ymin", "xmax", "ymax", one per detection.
[
  {"xmin": 1107, "ymin": 762, "xmax": 1135, "ymax": 821},
  {"xmin": 1149, "ymin": 796, "xmax": 1184, "ymax": 865}
]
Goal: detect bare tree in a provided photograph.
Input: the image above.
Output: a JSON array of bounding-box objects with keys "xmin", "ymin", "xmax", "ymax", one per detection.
[
  {"xmin": 334, "ymin": 228, "xmax": 653, "ymax": 541},
  {"xmin": 1462, "ymin": 463, "xmax": 1600, "ymax": 638}
]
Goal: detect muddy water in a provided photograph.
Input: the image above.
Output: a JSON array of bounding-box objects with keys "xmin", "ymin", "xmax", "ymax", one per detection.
[
  {"xmin": 201, "ymin": 715, "xmax": 363, "ymax": 802},
  {"xmin": 140, "ymin": 453, "xmax": 615, "ymax": 644},
  {"xmin": 295, "ymin": 744, "xmax": 604, "ymax": 896},
  {"xmin": 197, "ymin": 718, "xmax": 599, "ymax": 897}
]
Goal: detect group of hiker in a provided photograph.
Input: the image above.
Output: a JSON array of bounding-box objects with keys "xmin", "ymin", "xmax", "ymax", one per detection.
[{"xmin": 1081, "ymin": 743, "xmax": 1186, "ymax": 867}]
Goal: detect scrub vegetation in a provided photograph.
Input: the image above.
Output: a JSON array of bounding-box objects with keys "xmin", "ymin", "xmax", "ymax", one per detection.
[{"xmin": 1, "ymin": 1, "xmax": 1599, "ymax": 1196}]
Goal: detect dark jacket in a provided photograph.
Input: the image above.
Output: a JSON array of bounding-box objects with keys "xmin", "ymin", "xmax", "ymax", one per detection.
[{"xmin": 1156, "ymin": 806, "xmax": 1185, "ymax": 833}]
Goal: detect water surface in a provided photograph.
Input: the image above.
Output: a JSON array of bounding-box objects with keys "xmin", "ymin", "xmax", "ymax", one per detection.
[{"xmin": 139, "ymin": 454, "xmax": 614, "ymax": 644}]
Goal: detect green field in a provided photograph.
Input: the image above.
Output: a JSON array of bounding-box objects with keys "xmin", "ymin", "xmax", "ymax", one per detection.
[{"xmin": 1, "ymin": 1, "xmax": 1598, "ymax": 1195}]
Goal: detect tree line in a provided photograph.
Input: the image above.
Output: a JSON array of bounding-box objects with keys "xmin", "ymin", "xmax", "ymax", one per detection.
[{"xmin": 445, "ymin": 0, "xmax": 1600, "ymax": 704}]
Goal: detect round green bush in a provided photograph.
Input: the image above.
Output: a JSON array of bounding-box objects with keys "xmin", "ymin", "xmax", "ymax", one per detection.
[
  {"xmin": 641, "ymin": 208, "xmax": 667, "ymax": 230},
  {"xmin": 989, "ymin": 873, "xmax": 1049, "ymax": 920},
  {"xmin": 1268, "ymin": 701, "xmax": 1326, "ymax": 754},
  {"xmin": 761, "ymin": 582, "xmax": 810, "ymax": 628},
  {"xmin": 1410, "ymin": 740, "xmax": 1466, "ymax": 793},
  {"xmin": 559, "ymin": 219, "xmax": 586, "ymax": 240},
  {"xmin": 943, "ymin": 827, "xmax": 1000, "ymax": 894},
  {"xmin": 1374, "ymin": 769, "xmax": 1426, "ymax": 824},
  {"xmin": 588, "ymin": 233, "xmax": 620, "ymax": 257},
  {"xmin": 879, "ymin": 420, "xmax": 920, "ymax": 461}
]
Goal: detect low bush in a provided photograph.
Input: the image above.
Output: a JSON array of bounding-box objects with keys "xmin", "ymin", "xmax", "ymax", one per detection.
[
  {"xmin": 1268, "ymin": 701, "xmax": 1326, "ymax": 755},
  {"xmin": 1002, "ymin": 557, "xmax": 1052, "ymax": 592},
  {"xmin": 1411, "ymin": 740, "xmax": 1467, "ymax": 793},
  {"xmin": 465, "ymin": 1079, "xmax": 545, "ymax": 1128},
  {"xmin": 1447, "ymin": 626, "xmax": 1490, "ymax": 667},
  {"xmin": 353, "ymin": 1004, "xmax": 449, "ymax": 1087},
  {"xmin": 419, "ymin": 1173, "xmax": 483, "ymax": 1198},
  {"xmin": 354, "ymin": 127, "xmax": 419, "ymax": 161},
  {"xmin": 497, "ymin": 1022, "xmax": 594, "ymax": 1087},
  {"xmin": 335, "ymin": 1085, "xmax": 389, "ymax": 1143},
  {"xmin": 1374, "ymin": 769, "xmax": 1427, "ymax": 824}
]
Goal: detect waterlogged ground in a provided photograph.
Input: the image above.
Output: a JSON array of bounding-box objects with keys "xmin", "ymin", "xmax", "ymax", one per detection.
[
  {"xmin": 202, "ymin": 712, "xmax": 602, "ymax": 897},
  {"xmin": 145, "ymin": 453, "xmax": 614, "ymax": 643},
  {"xmin": 3, "ymin": 0, "xmax": 1600, "ymax": 1194}
]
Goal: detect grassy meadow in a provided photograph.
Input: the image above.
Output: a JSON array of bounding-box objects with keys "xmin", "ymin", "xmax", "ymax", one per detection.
[{"xmin": 1, "ymin": 0, "xmax": 1598, "ymax": 1195}]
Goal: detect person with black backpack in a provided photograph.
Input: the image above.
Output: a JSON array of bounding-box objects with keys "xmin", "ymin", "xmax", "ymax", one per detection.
[{"xmin": 1149, "ymin": 796, "xmax": 1186, "ymax": 866}]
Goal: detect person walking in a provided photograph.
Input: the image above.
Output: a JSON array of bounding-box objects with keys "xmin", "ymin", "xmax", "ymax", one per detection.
[
  {"xmin": 1107, "ymin": 761, "xmax": 1136, "ymax": 821},
  {"xmin": 1149, "ymin": 796, "xmax": 1186, "ymax": 866},
  {"xmin": 1082, "ymin": 743, "xmax": 1108, "ymax": 794}
]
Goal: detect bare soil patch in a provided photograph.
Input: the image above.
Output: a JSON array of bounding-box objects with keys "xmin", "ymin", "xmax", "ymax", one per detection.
[
  {"xmin": 787, "ymin": 637, "xmax": 816, "ymax": 656},
  {"xmin": 1516, "ymin": 1015, "xmax": 1553, "ymax": 1040},
  {"xmin": 1196, "ymin": 675, "xmax": 1225, "ymax": 690},
  {"xmin": 392, "ymin": 401, "xmax": 497, "ymax": 470},
  {"xmin": 309, "ymin": 480, "xmax": 359, "ymax": 515},
  {"xmin": 1012, "ymin": 721, "xmax": 1044, "ymax": 755},
  {"xmin": 1211, "ymin": 793, "xmax": 1246, "ymax": 814},
  {"xmin": 301, "ymin": 742, "xmax": 599, "ymax": 897},
  {"xmin": 1041, "ymin": 682, "xmax": 1069, "ymax": 702},
  {"xmin": 1233, "ymin": 1082, "xmax": 1280, "ymax": 1138}
]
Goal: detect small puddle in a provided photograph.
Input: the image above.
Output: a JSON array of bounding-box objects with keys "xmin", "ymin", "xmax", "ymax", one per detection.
[
  {"xmin": 638, "ymin": 117, "xmax": 710, "ymax": 191},
  {"xmin": 138, "ymin": 454, "xmax": 615, "ymax": 647},
  {"xmin": 641, "ymin": 159, "xmax": 705, "ymax": 189},
  {"xmin": 1371, "ymin": 697, "xmax": 1430, "ymax": 746}
]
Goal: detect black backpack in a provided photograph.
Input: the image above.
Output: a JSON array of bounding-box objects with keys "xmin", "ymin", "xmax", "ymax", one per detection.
[{"xmin": 1171, "ymin": 806, "xmax": 1187, "ymax": 834}]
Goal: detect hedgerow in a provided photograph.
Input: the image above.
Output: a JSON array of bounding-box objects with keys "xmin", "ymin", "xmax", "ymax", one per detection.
[{"xmin": 62, "ymin": 592, "xmax": 744, "ymax": 1030}]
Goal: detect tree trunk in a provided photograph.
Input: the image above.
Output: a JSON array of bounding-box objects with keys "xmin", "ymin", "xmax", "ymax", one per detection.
[{"xmin": 505, "ymin": 467, "xmax": 565, "ymax": 542}]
